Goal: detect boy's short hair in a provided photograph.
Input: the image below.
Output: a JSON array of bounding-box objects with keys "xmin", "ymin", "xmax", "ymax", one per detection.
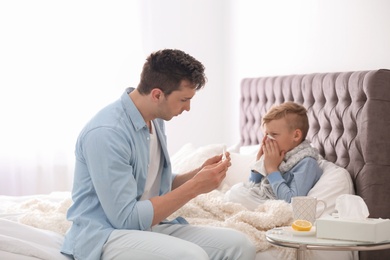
[
  {"xmin": 137, "ymin": 49, "xmax": 206, "ymax": 96},
  {"xmin": 262, "ymin": 102, "xmax": 309, "ymax": 140}
]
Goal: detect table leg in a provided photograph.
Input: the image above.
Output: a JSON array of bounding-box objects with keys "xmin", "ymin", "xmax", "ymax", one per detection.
[{"xmin": 296, "ymin": 244, "xmax": 306, "ymax": 260}]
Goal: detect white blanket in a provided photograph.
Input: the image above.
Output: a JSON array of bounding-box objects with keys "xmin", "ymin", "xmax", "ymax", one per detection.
[{"xmin": 0, "ymin": 219, "xmax": 70, "ymax": 260}]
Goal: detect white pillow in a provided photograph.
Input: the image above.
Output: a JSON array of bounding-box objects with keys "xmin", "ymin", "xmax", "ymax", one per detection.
[
  {"xmin": 170, "ymin": 143, "xmax": 198, "ymax": 173},
  {"xmin": 171, "ymin": 143, "xmax": 225, "ymax": 174},
  {"xmin": 239, "ymin": 144, "xmax": 260, "ymax": 155},
  {"xmin": 308, "ymin": 159, "xmax": 355, "ymax": 217},
  {"xmin": 223, "ymin": 152, "xmax": 256, "ymax": 187}
]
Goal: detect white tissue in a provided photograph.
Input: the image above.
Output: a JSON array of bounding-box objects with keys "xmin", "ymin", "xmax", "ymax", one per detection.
[
  {"xmin": 335, "ymin": 194, "xmax": 369, "ymax": 220},
  {"xmin": 251, "ymin": 156, "xmax": 266, "ymax": 176},
  {"xmin": 266, "ymin": 134, "xmax": 275, "ymax": 140}
]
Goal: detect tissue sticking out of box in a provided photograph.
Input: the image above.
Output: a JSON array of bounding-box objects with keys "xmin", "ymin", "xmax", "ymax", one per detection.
[
  {"xmin": 317, "ymin": 196, "xmax": 389, "ymax": 243},
  {"xmin": 335, "ymin": 194, "xmax": 369, "ymax": 220}
]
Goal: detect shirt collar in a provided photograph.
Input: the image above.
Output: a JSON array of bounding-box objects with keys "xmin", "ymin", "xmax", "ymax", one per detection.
[{"xmin": 121, "ymin": 87, "xmax": 147, "ymax": 131}]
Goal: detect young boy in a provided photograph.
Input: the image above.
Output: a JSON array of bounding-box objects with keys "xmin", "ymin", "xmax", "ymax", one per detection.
[{"xmin": 225, "ymin": 102, "xmax": 322, "ymax": 210}]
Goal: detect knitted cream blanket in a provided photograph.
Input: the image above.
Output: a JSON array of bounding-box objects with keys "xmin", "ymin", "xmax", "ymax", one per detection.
[
  {"xmin": 3, "ymin": 194, "xmax": 72, "ymax": 235},
  {"xmin": 168, "ymin": 189, "xmax": 294, "ymax": 254}
]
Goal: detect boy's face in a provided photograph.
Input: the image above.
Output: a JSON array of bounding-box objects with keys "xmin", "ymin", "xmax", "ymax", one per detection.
[{"xmin": 264, "ymin": 117, "xmax": 299, "ymax": 153}]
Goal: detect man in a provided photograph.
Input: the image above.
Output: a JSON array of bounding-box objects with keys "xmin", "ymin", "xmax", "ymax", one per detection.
[{"xmin": 61, "ymin": 49, "xmax": 256, "ymax": 260}]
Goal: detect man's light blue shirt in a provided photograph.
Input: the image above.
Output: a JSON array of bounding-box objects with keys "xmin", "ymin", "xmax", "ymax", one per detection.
[{"xmin": 61, "ymin": 88, "xmax": 176, "ymax": 260}]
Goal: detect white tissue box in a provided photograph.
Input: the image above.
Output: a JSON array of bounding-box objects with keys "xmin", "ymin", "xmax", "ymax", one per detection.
[{"xmin": 316, "ymin": 216, "xmax": 390, "ymax": 243}]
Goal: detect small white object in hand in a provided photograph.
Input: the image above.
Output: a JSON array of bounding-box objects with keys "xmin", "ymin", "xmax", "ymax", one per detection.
[{"xmin": 222, "ymin": 147, "xmax": 226, "ymax": 161}]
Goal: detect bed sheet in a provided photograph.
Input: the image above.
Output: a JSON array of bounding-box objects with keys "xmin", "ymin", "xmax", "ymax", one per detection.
[{"xmin": 0, "ymin": 219, "xmax": 70, "ymax": 260}]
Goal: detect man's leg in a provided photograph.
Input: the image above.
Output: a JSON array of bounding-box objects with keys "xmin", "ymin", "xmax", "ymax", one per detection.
[
  {"xmin": 153, "ymin": 224, "xmax": 256, "ymax": 260},
  {"xmin": 101, "ymin": 229, "xmax": 209, "ymax": 260}
]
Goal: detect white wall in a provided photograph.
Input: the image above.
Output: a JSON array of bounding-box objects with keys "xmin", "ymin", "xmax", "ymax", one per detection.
[
  {"xmin": 0, "ymin": 0, "xmax": 145, "ymax": 195},
  {"xmin": 139, "ymin": 0, "xmax": 236, "ymax": 155}
]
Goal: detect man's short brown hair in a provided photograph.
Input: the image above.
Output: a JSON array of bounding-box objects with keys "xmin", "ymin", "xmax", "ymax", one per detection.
[{"xmin": 137, "ymin": 49, "xmax": 206, "ymax": 96}]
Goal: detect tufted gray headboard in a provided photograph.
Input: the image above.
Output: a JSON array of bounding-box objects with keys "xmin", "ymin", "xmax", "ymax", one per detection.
[{"xmin": 240, "ymin": 69, "xmax": 390, "ymax": 260}]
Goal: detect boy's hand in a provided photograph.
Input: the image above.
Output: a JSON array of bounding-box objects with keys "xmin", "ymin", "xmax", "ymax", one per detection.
[
  {"xmin": 256, "ymin": 136, "xmax": 268, "ymax": 161},
  {"xmin": 263, "ymin": 139, "xmax": 285, "ymax": 174}
]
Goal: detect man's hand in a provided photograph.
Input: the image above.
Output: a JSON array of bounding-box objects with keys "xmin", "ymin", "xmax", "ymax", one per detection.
[
  {"xmin": 192, "ymin": 156, "xmax": 231, "ymax": 194},
  {"xmin": 201, "ymin": 152, "xmax": 230, "ymax": 168},
  {"xmin": 150, "ymin": 155, "xmax": 231, "ymax": 226},
  {"xmin": 172, "ymin": 152, "xmax": 230, "ymax": 189}
]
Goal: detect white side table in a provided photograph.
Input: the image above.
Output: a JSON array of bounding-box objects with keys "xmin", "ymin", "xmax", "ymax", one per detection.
[{"xmin": 266, "ymin": 227, "xmax": 390, "ymax": 260}]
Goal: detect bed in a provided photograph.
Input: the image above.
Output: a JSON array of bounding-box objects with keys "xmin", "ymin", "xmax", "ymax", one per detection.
[{"xmin": 1, "ymin": 69, "xmax": 389, "ymax": 260}]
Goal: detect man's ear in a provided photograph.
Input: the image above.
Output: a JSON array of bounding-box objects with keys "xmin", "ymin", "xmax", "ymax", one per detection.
[{"xmin": 150, "ymin": 88, "xmax": 163, "ymax": 101}]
